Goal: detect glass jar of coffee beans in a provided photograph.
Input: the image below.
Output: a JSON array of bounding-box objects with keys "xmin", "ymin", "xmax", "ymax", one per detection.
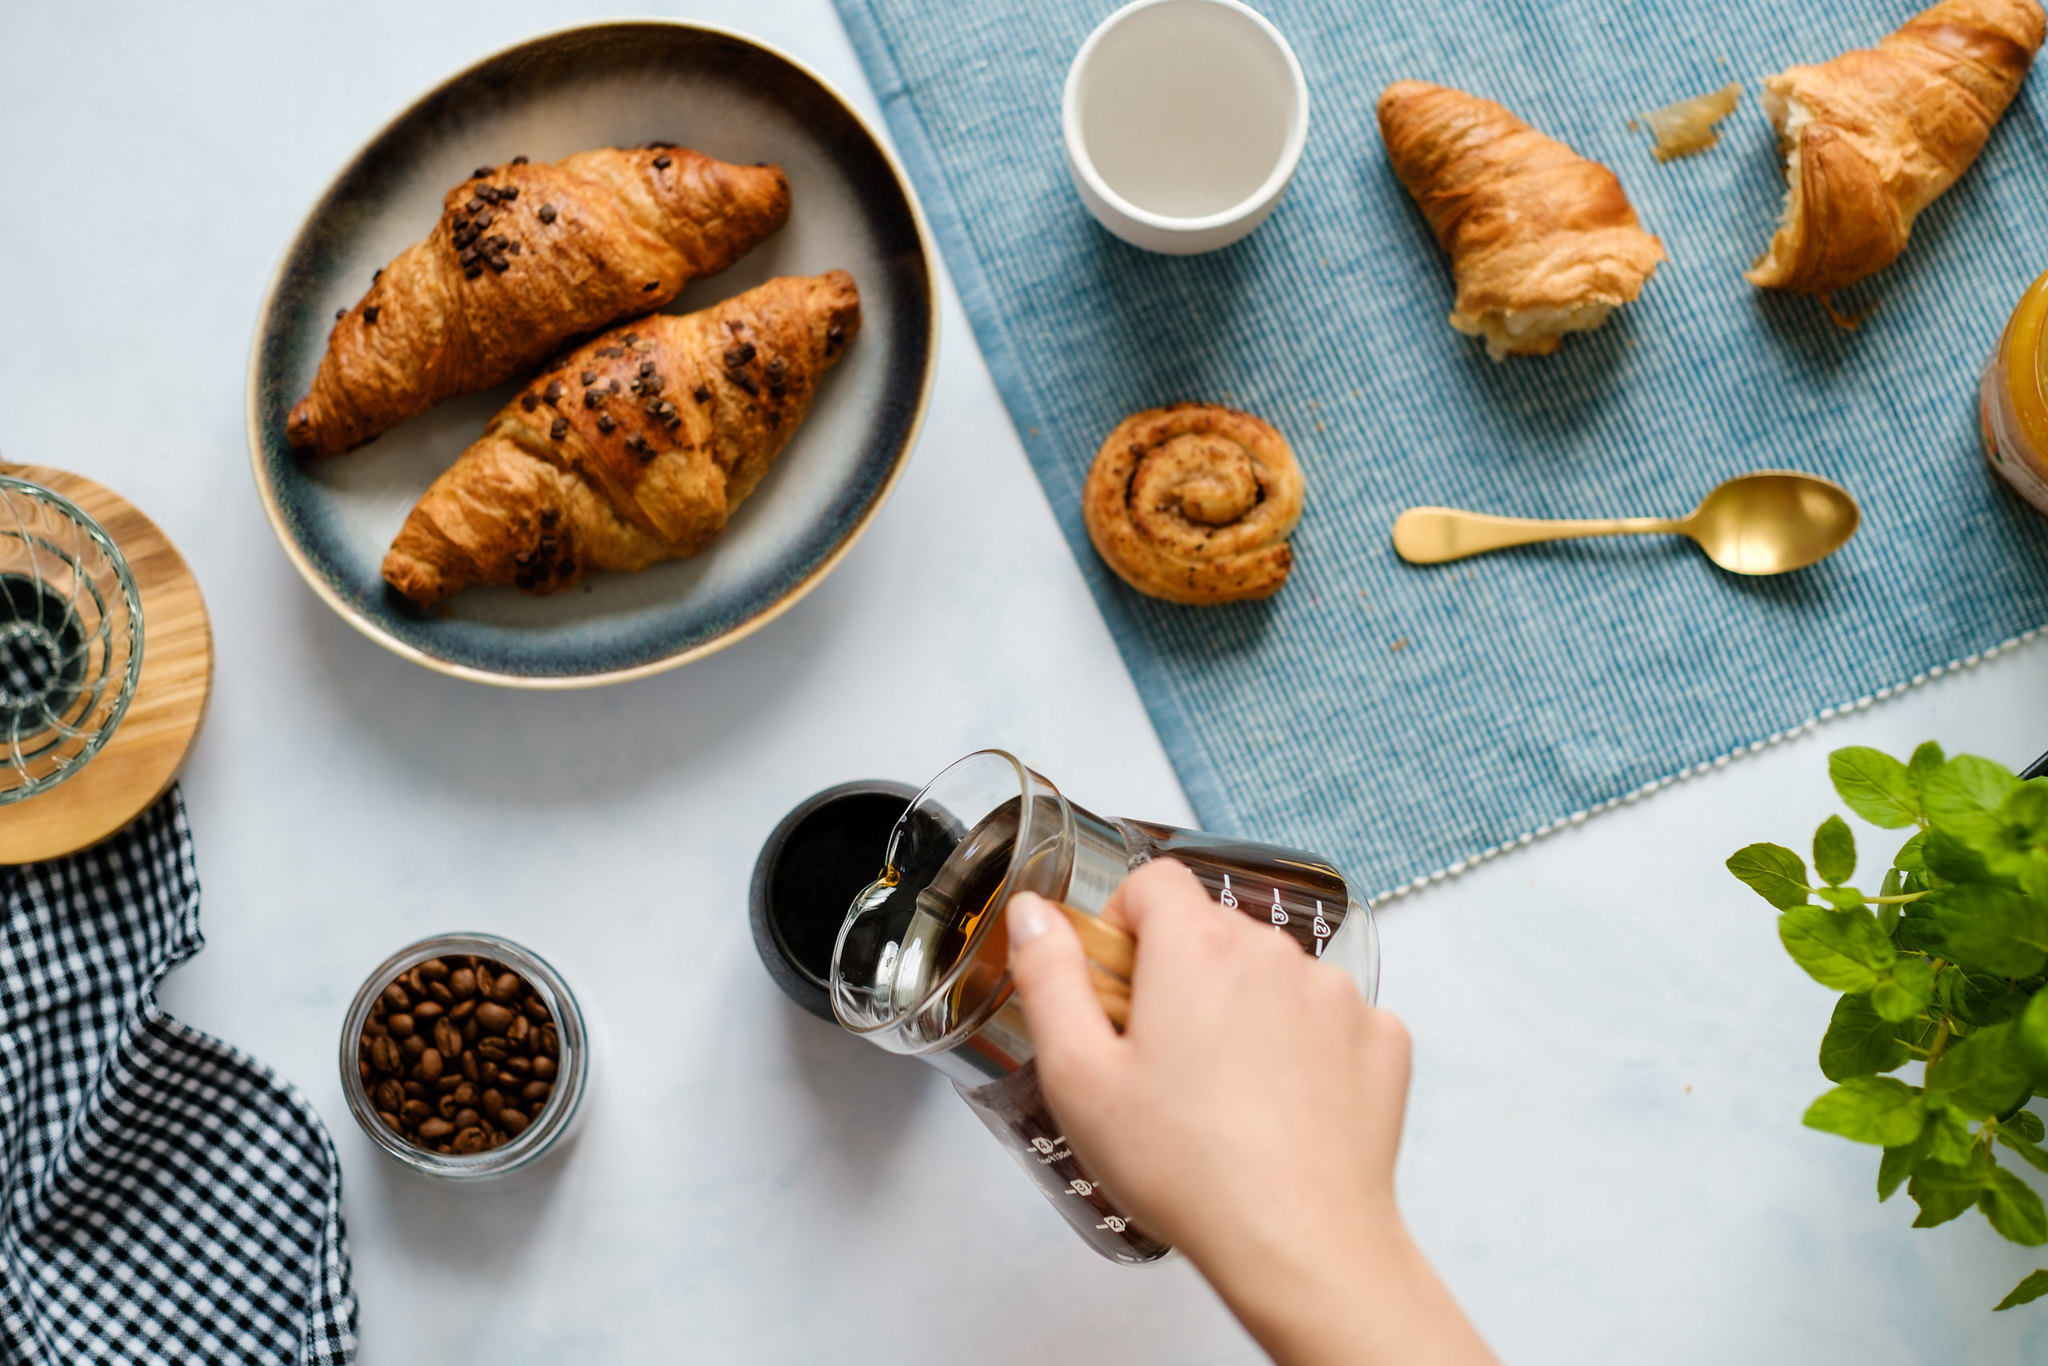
[{"xmin": 339, "ymin": 933, "xmax": 589, "ymax": 1178}]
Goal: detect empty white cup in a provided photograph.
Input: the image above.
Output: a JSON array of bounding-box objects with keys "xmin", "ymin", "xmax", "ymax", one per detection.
[{"xmin": 1062, "ymin": 0, "xmax": 1310, "ymax": 255}]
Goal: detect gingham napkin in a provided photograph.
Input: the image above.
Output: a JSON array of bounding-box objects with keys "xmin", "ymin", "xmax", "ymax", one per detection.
[{"xmin": 0, "ymin": 789, "xmax": 355, "ymax": 1364}]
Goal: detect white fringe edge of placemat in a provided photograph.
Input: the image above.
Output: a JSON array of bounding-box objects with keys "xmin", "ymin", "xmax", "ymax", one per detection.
[{"xmin": 1369, "ymin": 623, "xmax": 2048, "ymax": 906}]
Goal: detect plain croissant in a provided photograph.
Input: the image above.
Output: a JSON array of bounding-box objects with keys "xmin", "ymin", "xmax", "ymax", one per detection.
[
  {"xmin": 1747, "ymin": 0, "xmax": 2044, "ymax": 298},
  {"xmin": 1378, "ymin": 81, "xmax": 1666, "ymax": 359},
  {"xmin": 381, "ymin": 272, "xmax": 858, "ymax": 606},
  {"xmin": 288, "ymin": 146, "xmax": 791, "ymax": 458}
]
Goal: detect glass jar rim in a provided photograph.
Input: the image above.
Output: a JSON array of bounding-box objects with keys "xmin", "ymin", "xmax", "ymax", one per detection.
[{"xmin": 338, "ymin": 932, "xmax": 589, "ymax": 1179}]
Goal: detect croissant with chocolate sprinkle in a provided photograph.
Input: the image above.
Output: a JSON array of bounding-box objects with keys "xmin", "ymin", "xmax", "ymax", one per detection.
[
  {"xmin": 288, "ymin": 147, "xmax": 790, "ymax": 458},
  {"xmin": 381, "ymin": 272, "xmax": 859, "ymax": 606}
]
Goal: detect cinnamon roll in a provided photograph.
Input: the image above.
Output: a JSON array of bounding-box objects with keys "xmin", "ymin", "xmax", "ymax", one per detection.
[{"xmin": 1082, "ymin": 404, "xmax": 1305, "ymax": 605}]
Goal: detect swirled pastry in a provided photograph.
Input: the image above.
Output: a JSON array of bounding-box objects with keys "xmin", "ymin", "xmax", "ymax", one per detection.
[{"xmin": 1082, "ymin": 404, "xmax": 1304, "ymax": 605}]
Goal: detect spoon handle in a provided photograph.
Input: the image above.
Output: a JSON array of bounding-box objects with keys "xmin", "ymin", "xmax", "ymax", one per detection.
[{"xmin": 1391, "ymin": 507, "xmax": 1682, "ymax": 565}]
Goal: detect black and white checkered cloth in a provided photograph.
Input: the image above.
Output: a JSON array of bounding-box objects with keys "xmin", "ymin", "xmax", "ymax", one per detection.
[{"xmin": 0, "ymin": 788, "xmax": 356, "ymax": 1363}]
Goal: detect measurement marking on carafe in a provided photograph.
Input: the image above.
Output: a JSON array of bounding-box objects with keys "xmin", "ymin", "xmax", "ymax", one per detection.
[
  {"xmin": 1096, "ymin": 1215, "xmax": 1129, "ymax": 1233},
  {"xmin": 1270, "ymin": 887, "xmax": 1288, "ymax": 929},
  {"xmin": 1219, "ymin": 875, "xmax": 1237, "ymax": 910},
  {"xmin": 1029, "ymin": 1135, "xmax": 1073, "ymax": 1164},
  {"xmin": 1313, "ymin": 901, "xmax": 1330, "ymax": 957},
  {"xmin": 1067, "ymin": 1178, "xmax": 1097, "ymax": 1197}
]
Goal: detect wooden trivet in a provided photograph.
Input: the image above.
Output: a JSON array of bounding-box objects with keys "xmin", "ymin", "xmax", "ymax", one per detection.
[{"xmin": 0, "ymin": 463, "xmax": 213, "ymax": 864}]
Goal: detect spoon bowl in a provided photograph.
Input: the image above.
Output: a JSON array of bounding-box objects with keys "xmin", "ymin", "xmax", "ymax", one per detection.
[
  {"xmin": 1684, "ymin": 472, "xmax": 1860, "ymax": 575},
  {"xmin": 1391, "ymin": 470, "xmax": 1860, "ymax": 575}
]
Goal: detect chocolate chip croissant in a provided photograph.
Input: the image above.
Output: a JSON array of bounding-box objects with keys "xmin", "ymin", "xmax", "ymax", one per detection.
[
  {"xmin": 1379, "ymin": 81, "xmax": 1665, "ymax": 359},
  {"xmin": 289, "ymin": 147, "xmax": 791, "ymax": 458},
  {"xmin": 1083, "ymin": 404, "xmax": 1304, "ymax": 605},
  {"xmin": 380, "ymin": 272, "xmax": 858, "ymax": 606},
  {"xmin": 1746, "ymin": 0, "xmax": 2044, "ymax": 300}
]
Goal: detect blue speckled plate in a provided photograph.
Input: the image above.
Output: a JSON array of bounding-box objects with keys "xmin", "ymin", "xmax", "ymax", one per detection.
[{"xmin": 247, "ymin": 22, "xmax": 935, "ymax": 687}]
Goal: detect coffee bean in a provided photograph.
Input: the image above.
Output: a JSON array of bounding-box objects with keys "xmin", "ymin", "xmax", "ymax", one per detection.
[{"xmin": 360, "ymin": 954, "xmax": 563, "ymax": 1157}]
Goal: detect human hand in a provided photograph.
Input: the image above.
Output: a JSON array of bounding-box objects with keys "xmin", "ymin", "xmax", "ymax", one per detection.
[{"xmin": 1005, "ymin": 860, "xmax": 1496, "ymax": 1366}]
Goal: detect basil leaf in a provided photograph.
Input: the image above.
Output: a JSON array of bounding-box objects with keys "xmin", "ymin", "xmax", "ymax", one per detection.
[
  {"xmin": 1816, "ymin": 885, "xmax": 1866, "ymax": 911},
  {"xmin": 2018, "ymin": 991, "xmax": 2048, "ymax": 1082},
  {"xmin": 1996, "ymin": 1269, "xmax": 2048, "ymax": 1311},
  {"xmin": 2016, "ymin": 1110, "xmax": 2048, "ymax": 1144},
  {"xmin": 1928, "ymin": 885, "xmax": 2048, "ymax": 979},
  {"xmin": 1924, "ymin": 830, "xmax": 1998, "ymax": 887},
  {"xmin": 1927, "ymin": 1023, "xmax": 2033, "ymax": 1119},
  {"xmin": 1820, "ymin": 993, "xmax": 1910, "ymax": 1081},
  {"xmin": 1869, "ymin": 957, "xmax": 1936, "ymax": 1024},
  {"xmin": 1727, "ymin": 844, "xmax": 1810, "ymax": 910},
  {"xmin": 1781, "ymin": 906, "xmax": 1896, "ymax": 991},
  {"xmin": 1908, "ymin": 741, "xmax": 1947, "ymax": 800},
  {"xmin": 1910, "ymin": 1157, "xmax": 1991, "ymax": 1227},
  {"xmin": 1929, "ymin": 1109, "xmax": 1977, "ymax": 1166},
  {"xmin": 1946, "ymin": 970, "xmax": 2030, "ymax": 1028},
  {"xmin": 1998, "ymin": 1128, "xmax": 2048, "ymax": 1176},
  {"xmin": 1924, "ymin": 756, "xmax": 2023, "ymax": 846},
  {"xmin": 1892, "ymin": 831, "xmax": 1928, "ymax": 875},
  {"xmin": 1814, "ymin": 815, "xmax": 1857, "ymax": 886},
  {"xmin": 1806, "ymin": 1076, "xmax": 1926, "ymax": 1146},
  {"xmin": 1895, "ymin": 901, "xmax": 1947, "ymax": 956},
  {"xmin": 1879, "ymin": 1124, "xmax": 1932, "ymax": 1201},
  {"xmin": 1830, "ymin": 747, "xmax": 1920, "ymax": 829},
  {"xmin": 1981, "ymin": 1167, "xmax": 2048, "ymax": 1246}
]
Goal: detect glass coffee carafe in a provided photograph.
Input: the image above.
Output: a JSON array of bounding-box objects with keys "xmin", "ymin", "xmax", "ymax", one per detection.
[{"xmin": 829, "ymin": 750, "xmax": 1379, "ymax": 1263}]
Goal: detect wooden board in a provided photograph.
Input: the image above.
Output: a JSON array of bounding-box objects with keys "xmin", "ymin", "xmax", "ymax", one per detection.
[{"xmin": 0, "ymin": 463, "xmax": 213, "ymax": 864}]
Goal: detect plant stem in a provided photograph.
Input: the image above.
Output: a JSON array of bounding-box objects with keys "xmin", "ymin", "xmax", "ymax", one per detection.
[
  {"xmin": 1928, "ymin": 1019, "xmax": 1953, "ymax": 1068},
  {"xmin": 1868, "ymin": 892, "xmax": 1926, "ymax": 905}
]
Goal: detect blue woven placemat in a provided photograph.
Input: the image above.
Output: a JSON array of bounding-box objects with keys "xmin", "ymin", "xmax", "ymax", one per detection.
[{"xmin": 834, "ymin": 0, "xmax": 2048, "ymax": 899}]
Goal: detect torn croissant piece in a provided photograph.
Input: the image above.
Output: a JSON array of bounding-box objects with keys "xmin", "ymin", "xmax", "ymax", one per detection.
[
  {"xmin": 289, "ymin": 146, "xmax": 791, "ymax": 458},
  {"xmin": 1082, "ymin": 403, "xmax": 1304, "ymax": 605},
  {"xmin": 1378, "ymin": 81, "xmax": 1666, "ymax": 359},
  {"xmin": 1747, "ymin": 0, "xmax": 2045, "ymax": 299},
  {"xmin": 380, "ymin": 272, "xmax": 859, "ymax": 607}
]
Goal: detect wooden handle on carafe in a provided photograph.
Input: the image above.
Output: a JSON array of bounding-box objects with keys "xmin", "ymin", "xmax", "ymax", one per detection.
[{"xmin": 1058, "ymin": 903, "xmax": 1135, "ymax": 1029}]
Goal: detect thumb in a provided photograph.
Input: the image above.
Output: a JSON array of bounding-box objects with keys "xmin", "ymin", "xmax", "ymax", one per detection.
[{"xmin": 1005, "ymin": 893, "xmax": 1119, "ymax": 1073}]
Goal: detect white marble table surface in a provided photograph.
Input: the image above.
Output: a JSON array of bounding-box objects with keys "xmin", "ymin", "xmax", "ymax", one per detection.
[{"xmin": 5, "ymin": 2, "xmax": 2048, "ymax": 1362}]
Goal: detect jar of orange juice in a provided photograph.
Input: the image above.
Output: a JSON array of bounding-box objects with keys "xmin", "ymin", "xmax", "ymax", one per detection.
[{"xmin": 1982, "ymin": 268, "xmax": 2048, "ymax": 515}]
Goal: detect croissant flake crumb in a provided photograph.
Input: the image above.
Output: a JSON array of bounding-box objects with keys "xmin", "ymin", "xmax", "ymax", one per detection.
[{"xmin": 1642, "ymin": 83, "xmax": 1741, "ymax": 162}]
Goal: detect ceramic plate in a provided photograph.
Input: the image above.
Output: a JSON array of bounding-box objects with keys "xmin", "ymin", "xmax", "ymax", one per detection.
[{"xmin": 247, "ymin": 22, "xmax": 935, "ymax": 687}]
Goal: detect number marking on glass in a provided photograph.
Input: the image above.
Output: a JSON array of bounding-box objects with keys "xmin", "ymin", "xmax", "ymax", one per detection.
[
  {"xmin": 1270, "ymin": 887, "xmax": 1288, "ymax": 929},
  {"xmin": 1219, "ymin": 874, "xmax": 1237, "ymax": 911},
  {"xmin": 1097, "ymin": 1215, "xmax": 1129, "ymax": 1233},
  {"xmin": 1312, "ymin": 901, "xmax": 1331, "ymax": 957},
  {"xmin": 1068, "ymin": 1178, "xmax": 1096, "ymax": 1197}
]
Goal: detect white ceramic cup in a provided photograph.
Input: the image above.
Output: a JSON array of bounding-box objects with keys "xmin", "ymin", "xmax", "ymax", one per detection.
[{"xmin": 1062, "ymin": 0, "xmax": 1309, "ymax": 255}]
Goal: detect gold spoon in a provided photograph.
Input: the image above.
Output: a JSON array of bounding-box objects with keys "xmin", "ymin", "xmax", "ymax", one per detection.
[{"xmin": 1391, "ymin": 470, "xmax": 1860, "ymax": 575}]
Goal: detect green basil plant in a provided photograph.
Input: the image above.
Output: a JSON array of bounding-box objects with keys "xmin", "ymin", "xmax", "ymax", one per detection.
[{"xmin": 1727, "ymin": 743, "xmax": 2048, "ymax": 1313}]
